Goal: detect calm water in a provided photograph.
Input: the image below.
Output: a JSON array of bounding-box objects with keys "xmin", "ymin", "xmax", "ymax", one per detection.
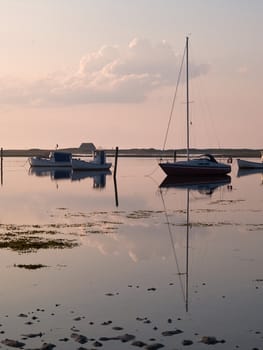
[{"xmin": 0, "ymin": 157, "xmax": 262, "ymax": 349}]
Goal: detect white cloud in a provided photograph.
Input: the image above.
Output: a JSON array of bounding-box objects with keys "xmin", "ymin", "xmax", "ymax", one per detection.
[{"xmin": 0, "ymin": 38, "xmax": 209, "ymax": 106}]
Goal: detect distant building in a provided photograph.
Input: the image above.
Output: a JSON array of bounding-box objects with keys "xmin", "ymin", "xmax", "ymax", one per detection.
[{"xmin": 78, "ymin": 143, "xmax": 96, "ymax": 153}]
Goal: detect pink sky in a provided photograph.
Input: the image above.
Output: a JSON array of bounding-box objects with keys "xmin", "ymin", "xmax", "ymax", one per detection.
[{"xmin": 0, "ymin": 0, "xmax": 262, "ymax": 150}]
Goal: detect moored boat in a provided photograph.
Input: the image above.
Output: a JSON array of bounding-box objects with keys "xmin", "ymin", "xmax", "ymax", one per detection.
[
  {"xmin": 237, "ymin": 158, "xmax": 263, "ymax": 169},
  {"xmin": 29, "ymin": 151, "xmax": 72, "ymax": 167},
  {"xmin": 160, "ymin": 154, "xmax": 231, "ymax": 176},
  {"xmin": 72, "ymin": 150, "xmax": 112, "ymax": 171},
  {"xmin": 159, "ymin": 37, "xmax": 231, "ymax": 177}
]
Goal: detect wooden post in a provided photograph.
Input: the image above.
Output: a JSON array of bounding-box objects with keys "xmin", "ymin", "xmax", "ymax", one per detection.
[
  {"xmin": 114, "ymin": 177, "xmax": 119, "ymax": 207},
  {"xmin": 113, "ymin": 147, "xmax": 119, "ymax": 207},
  {"xmin": 1, "ymin": 148, "xmax": 3, "ymax": 186},
  {"xmin": 173, "ymin": 150, "xmax": 177, "ymax": 162},
  {"xmin": 113, "ymin": 146, "xmax": 118, "ymax": 179}
]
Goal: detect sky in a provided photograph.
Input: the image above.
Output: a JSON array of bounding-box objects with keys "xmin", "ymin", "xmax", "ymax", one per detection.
[{"xmin": 0, "ymin": 0, "xmax": 262, "ymax": 150}]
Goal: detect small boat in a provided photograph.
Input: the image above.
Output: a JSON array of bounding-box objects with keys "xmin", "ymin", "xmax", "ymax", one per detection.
[
  {"xmin": 237, "ymin": 158, "xmax": 263, "ymax": 169},
  {"xmin": 160, "ymin": 154, "xmax": 231, "ymax": 176},
  {"xmin": 29, "ymin": 151, "xmax": 72, "ymax": 167},
  {"xmin": 72, "ymin": 150, "xmax": 112, "ymax": 171},
  {"xmin": 159, "ymin": 37, "xmax": 231, "ymax": 177}
]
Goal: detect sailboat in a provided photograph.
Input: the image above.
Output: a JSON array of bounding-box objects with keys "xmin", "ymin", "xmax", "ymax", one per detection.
[{"xmin": 159, "ymin": 37, "xmax": 231, "ymax": 177}]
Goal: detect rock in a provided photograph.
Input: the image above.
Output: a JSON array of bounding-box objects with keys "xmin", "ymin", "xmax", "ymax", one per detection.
[
  {"xmin": 93, "ymin": 341, "xmax": 103, "ymax": 347},
  {"xmin": 71, "ymin": 333, "xmax": 88, "ymax": 344},
  {"xmin": 182, "ymin": 339, "xmax": 193, "ymax": 346},
  {"xmin": 112, "ymin": 326, "xmax": 123, "ymax": 330},
  {"xmin": 21, "ymin": 332, "xmax": 43, "ymax": 338},
  {"xmin": 1, "ymin": 339, "xmax": 25, "ymax": 348},
  {"xmin": 118, "ymin": 333, "xmax": 136, "ymax": 342},
  {"xmin": 18, "ymin": 313, "xmax": 28, "ymax": 318},
  {"xmin": 144, "ymin": 320, "xmax": 151, "ymax": 324},
  {"xmin": 101, "ymin": 320, "xmax": 112, "ymax": 325},
  {"xmin": 131, "ymin": 340, "xmax": 146, "ymax": 347},
  {"xmin": 161, "ymin": 329, "xmax": 183, "ymax": 336},
  {"xmin": 200, "ymin": 336, "xmax": 219, "ymax": 344},
  {"xmin": 40, "ymin": 343, "xmax": 56, "ymax": 350},
  {"xmin": 145, "ymin": 343, "xmax": 164, "ymax": 350}
]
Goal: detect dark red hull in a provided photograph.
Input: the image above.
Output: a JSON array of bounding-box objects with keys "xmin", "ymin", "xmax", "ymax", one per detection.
[{"xmin": 159, "ymin": 162, "xmax": 231, "ymax": 176}]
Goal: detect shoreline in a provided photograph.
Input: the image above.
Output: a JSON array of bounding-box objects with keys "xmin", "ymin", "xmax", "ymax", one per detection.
[{"xmin": 1, "ymin": 147, "xmax": 262, "ymax": 158}]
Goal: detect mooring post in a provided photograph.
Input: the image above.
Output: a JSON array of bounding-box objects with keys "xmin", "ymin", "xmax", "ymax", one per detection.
[
  {"xmin": 1, "ymin": 148, "xmax": 3, "ymax": 186},
  {"xmin": 113, "ymin": 146, "xmax": 119, "ymax": 179},
  {"xmin": 173, "ymin": 150, "xmax": 177, "ymax": 162}
]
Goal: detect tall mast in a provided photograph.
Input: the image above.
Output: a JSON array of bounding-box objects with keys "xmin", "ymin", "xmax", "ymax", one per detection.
[{"xmin": 186, "ymin": 36, "xmax": 190, "ymax": 161}]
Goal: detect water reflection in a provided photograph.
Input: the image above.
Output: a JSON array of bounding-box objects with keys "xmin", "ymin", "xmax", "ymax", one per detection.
[
  {"xmin": 159, "ymin": 175, "xmax": 232, "ymax": 312},
  {"xmin": 237, "ymin": 168, "xmax": 263, "ymax": 179},
  {"xmin": 159, "ymin": 174, "xmax": 231, "ymax": 195},
  {"xmin": 29, "ymin": 166, "xmax": 111, "ymax": 189}
]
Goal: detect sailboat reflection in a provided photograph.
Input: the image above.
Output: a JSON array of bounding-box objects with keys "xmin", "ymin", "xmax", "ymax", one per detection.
[
  {"xmin": 237, "ymin": 168, "xmax": 263, "ymax": 178},
  {"xmin": 160, "ymin": 174, "xmax": 231, "ymax": 195},
  {"xmin": 29, "ymin": 167, "xmax": 111, "ymax": 189},
  {"xmin": 159, "ymin": 175, "xmax": 231, "ymax": 311}
]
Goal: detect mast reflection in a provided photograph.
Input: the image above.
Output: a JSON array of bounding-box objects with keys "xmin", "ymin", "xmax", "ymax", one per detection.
[{"xmin": 159, "ymin": 174, "xmax": 232, "ymax": 311}]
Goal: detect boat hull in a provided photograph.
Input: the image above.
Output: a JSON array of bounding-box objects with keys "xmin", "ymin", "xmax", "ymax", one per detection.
[
  {"xmin": 29, "ymin": 158, "xmax": 71, "ymax": 167},
  {"xmin": 159, "ymin": 162, "xmax": 231, "ymax": 176},
  {"xmin": 71, "ymin": 159, "xmax": 112, "ymax": 171},
  {"xmin": 237, "ymin": 159, "xmax": 263, "ymax": 169}
]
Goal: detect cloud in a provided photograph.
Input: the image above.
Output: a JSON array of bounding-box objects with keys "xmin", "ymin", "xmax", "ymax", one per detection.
[
  {"xmin": 0, "ymin": 38, "xmax": 210, "ymax": 106},
  {"xmin": 237, "ymin": 65, "xmax": 248, "ymax": 74}
]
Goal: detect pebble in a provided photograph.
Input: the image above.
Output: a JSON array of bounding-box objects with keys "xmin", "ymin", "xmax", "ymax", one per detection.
[
  {"xmin": 71, "ymin": 333, "xmax": 88, "ymax": 344},
  {"xmin": 118, "ymin": 333, "xmax": 136, "ymax": 342},
  {"xmin": 1, "ymin": 339, "xmax": 25, "ymax": 348},
  {"xmin": 112, "ymin": 326, "xmax": 123, "ymax": 330},
  {"xmin": 200, "ymin": 336, "xmax": 219, "ymax": 344},
  {"xmin": 144, "ymin": 343, "xmax": 164, "ymax": 350},
  {"xmin": 162, "ymin": 329, "xmax": 183, "ymax": 336},
  {"xmin": 131, "ymin": 340, "xmax": 146, "ymax": 347},
  {"xmin": 39, "ymin": 344, "xmax": 56, "ymax": 350},
  {"xmin": 21, "ymin": 332, "xmax": 43, "ymax": 338},
  {"xmin": 182, "ymin": 339, "xmax": 193, "ymax": 346},
  {"xmin": 93, "ymin": 340, "xmax": 103, "ymax": 347}
]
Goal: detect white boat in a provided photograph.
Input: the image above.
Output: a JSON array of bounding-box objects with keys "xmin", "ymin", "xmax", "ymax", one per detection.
[
  {"xmin": 29, "ymin": 151, "xmax": 72, "ymax": 167},
  {"xmin": 72, "ymin": 150, "xmax": 112, "ymax": 171},
  {"xmin": 237, "ymin": 158, "xmax": 263, "ymax": 169},
  {"xmin": 159, "ymin": 37, "xmax": 231, "ymax": 177}
]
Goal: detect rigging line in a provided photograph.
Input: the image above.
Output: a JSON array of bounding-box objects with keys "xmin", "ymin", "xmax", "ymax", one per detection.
[
  {"xmin": 145, "ymin": 159, "xmax": 161, "ymax": 177},
  {"xmin": 159, "ymin": 189, "xmax": 186, "ymax": 304},
  {"xmin": 162, "ymin": 45, "xmax": 186, "ymax": 152}
]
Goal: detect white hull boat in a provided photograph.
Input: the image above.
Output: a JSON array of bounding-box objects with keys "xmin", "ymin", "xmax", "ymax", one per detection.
[
  {"xmin": 29, "ymin": 151, "xmax": 72, "ymax": 167},
  {"xmin": 237, "ymin": 158, "xmax": 263, "ymax": 169},
  {"xmin": 72, "ymin": 150, "xmax": 112, "ymax": 171},
  {"xmin": 159, "ymin": 37, "xmax": 231, "ymax": 177}
]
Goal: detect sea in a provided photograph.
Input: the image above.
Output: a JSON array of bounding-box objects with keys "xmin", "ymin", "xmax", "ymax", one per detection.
[{"xmin": 0, "ymin": 157, "xmax": 262, "ymax": 349}]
